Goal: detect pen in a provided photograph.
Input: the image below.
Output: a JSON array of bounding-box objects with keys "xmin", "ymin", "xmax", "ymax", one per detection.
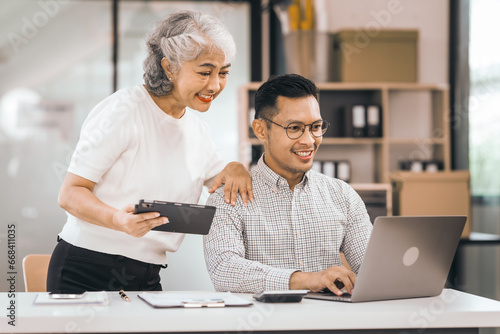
[{"xmin": 119, "ymin": 290, "xmax": 130, "ymax": 302}]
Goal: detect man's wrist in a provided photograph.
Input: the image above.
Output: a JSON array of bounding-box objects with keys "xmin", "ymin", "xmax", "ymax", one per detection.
[{"xmin": 289, "ymin": 271, "xmax": 308, "ymax": 290}]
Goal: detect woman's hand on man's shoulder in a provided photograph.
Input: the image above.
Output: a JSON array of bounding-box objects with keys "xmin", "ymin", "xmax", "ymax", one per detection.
[{"xmin": 208, "ymin": 162, "xmax": 254, "ymax": 207}]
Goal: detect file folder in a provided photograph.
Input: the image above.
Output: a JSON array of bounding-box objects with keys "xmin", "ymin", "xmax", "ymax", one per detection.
[
  {"xmin": 345, "ymin": 105, "xmax": 366, "ymax": 137},
  {"xmin": 322, "ymin": 161, "xmax": 336, "ymax": 178},
  {"xmin": 366, "ymin": 105, "xmax": 382, "ymax": 137},
  {"xmin": 336, "ymin": 160, "xmax": 351, "ymax": 183}
]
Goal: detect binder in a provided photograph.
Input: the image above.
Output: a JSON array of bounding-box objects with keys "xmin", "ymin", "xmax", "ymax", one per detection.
[
  {"xmin": 322, "ymin": 161, "xmax": 336, "ymax": 178},
  {"xmin": 366, "ymin": 105, "xmax": 382, "ymax": 137},
  {"xmin": 399, "ymin": 159, "xmax": 442, "ymax": 173},
  {"xmin": 312, "ymin": 161, "xmax": 322, "ymax": 173},
  {"xmin": 320, "ymin": 160, "xmax": 351, "ymax": 182},
  {"xmin": 410, "ymin": 160, "xmax": 424, "ymax": 173},
  {"xmin": 399, "ymin": 159, "xmax": 413, "ymax": 171},
  {"xmin": 345, "ymin": 105, "xmax": 366, "ymax": 137},
  {"xmin": 336, "ymin": 160, "xmax": 351, "ymax": 183},
  {"xmin": 424, "ymin": 161, "xmax": 440, "ymax": 173},
  {"xmin": 324, "ymin": 108, "xmax": 344, "ymax": 137}
]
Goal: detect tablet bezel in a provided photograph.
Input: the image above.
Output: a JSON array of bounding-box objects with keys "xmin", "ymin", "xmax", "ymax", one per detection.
[{"xmin": 134, "ymin": 199, "xmax": 216, "ymax": 235}]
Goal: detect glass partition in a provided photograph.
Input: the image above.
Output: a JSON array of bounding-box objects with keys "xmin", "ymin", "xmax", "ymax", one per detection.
[
  {"xmin": 0, "ymin": 0, "xmax": 250, "ymax": 292},
  {"xmin": 0, "ymin": 0, "xmax": 112, "ymax": 292}
]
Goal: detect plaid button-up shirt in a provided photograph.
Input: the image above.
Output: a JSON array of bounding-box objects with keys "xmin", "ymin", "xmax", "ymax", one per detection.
[{"xmin": 203, "ymin": 156, "xmax": 373, "ymax": 293}]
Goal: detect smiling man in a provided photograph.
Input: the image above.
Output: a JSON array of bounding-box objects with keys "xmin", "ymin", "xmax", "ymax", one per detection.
[{"xmin": 203, "ymin": 74, "xmax": 373, "ymax": 295}]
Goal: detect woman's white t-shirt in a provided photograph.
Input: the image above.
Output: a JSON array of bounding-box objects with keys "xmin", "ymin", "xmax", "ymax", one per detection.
[{"xmin": 59, "ymin": 85, "xmax": 225, "ymax": 265}]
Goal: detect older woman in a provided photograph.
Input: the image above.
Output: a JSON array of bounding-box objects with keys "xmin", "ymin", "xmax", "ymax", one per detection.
[{"xmin": 47, "ymin": 10, "xmax": 252, "ymax": 293}]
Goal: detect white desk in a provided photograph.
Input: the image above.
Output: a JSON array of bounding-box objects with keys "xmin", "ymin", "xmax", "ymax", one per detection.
[{"xmin": 1, "ymin": 289, "xmax": 500, "ymax": 333}]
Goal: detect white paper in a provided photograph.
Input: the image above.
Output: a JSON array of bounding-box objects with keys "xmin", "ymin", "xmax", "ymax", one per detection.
[
  {"xmin": 33, "ymin": 291, "xmax": 109, "ymax": 306},
  {"xmin": 138, "ymin": 291, "xmax": 253, "ymax": 308}
]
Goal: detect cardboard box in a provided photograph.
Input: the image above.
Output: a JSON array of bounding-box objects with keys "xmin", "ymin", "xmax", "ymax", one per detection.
[
  {"xmin": 390, "ymin": 171, "xmax": 471, "ymax": 238},
  {"xmin": 331, "ymin": 30, "xmax": 418, "ymax": 82}
]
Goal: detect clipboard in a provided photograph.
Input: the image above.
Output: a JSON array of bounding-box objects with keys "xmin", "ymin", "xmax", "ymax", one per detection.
[
  {"xmin": 134, "ymin": 199, "xmax": 216, "ymax": 235},
  {"xmin": 137, "ymin": 292, "xmax": 253, "ymax": 308}
]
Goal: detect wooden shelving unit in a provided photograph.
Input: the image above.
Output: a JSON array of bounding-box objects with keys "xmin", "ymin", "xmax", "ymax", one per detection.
[{"xmin": 238, "ymin": 82, "xmax": 450, "ymax": 184}]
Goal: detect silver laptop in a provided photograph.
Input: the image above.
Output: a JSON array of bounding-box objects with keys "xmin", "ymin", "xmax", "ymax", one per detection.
[{"xmin": 306, "ymin": 215, "xmax": 466, "ymax": 303}]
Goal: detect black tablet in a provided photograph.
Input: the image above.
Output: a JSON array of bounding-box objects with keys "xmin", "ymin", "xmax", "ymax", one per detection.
[{"xmin": 134, "ymin": 199, "xmax": 216, "ymax": 235}]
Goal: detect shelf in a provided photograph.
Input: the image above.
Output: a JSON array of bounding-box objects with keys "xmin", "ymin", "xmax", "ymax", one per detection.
[
  {"xmin": 388, "ymin": 138, "xmax": 446, "ymax": 145},
  {"xmin": 321, "ymin": 138, "xmax": 384, "ymax": 145},
  {"xmin": 239, "ymin": 82, "xmax": 450, "ymax": 183},
  {"xmin": 248, "ymin": 137, "xmax": 384, "ymax": 146},
  {"xmin": 316, "ymin": 82, "xmax": 449, "ymax": 90}
]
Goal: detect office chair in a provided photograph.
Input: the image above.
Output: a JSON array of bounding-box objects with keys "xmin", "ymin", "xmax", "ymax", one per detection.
[{"xmin": 22, "ymin": 254, "xmax": 51, "ymax": 292}]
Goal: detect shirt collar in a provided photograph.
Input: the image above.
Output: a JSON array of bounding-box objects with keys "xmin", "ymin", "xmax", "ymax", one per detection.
[{"xmin": 255, "ymin": 154, "xmax": 310, "ymax": 190}]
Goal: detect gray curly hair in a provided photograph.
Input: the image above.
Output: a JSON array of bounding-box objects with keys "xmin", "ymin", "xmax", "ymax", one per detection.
[{"xmin": 143, "ymin": 10, "xmax": 236, "ymax": 97}]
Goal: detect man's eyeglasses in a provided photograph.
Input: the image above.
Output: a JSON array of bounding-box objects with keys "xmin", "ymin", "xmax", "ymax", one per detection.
[{"xmin": 261, "ymin": 118, "xmax": 329, "ymax": 140}]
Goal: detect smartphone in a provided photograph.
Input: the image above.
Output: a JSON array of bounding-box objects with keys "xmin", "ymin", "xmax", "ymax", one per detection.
[{"xmin": 49, "ymin": 292, "xmax": 87, "ymax": 299}]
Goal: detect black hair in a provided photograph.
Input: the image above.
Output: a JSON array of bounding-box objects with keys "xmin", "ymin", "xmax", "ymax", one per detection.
[{"xmin": 254, "ymin": 73, "xmax": 319, "ymax": 122}]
